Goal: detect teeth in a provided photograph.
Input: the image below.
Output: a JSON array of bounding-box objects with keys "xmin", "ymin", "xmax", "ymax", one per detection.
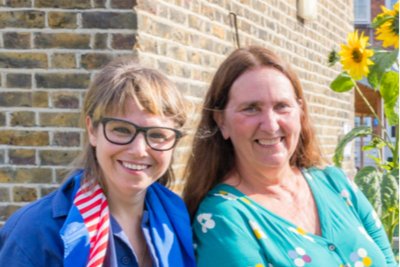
[
  {"xmin": 258, "ymin": 138, "xmax": 281, "ymax": 146},
  {"xmin": 122, "ymin": 162, "xmax": 147, "ymax": 170}
]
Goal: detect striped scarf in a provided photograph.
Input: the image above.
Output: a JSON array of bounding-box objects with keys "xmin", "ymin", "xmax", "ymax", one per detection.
[
  {"xmin": 60, "ymin": 175, "xmax": 110, "ymax": 267},
  {"xmin": 73, "ymin": 181, "xmax": 110, "ymax": 267}
]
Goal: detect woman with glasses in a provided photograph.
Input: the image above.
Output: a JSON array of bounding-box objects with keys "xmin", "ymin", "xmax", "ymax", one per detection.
[{"xmin": 0, "ymin": 57, "xmax": 196, "ymax": 267}]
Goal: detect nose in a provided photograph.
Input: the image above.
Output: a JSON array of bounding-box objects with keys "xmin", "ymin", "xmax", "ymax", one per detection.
[
  {"xmin": 127, "ymin": 132, "xmax": 148, "ymax": 155},
  {"xmin": 259, "ymin": 110, "xmax": 280, "ymax": 133}
]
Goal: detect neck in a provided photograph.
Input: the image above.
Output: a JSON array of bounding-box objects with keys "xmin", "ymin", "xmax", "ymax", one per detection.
[
  {"xmin": 105, "ymin": 186, "xmax": 151, "ymax": 266},
  {"xmin": 107, "ymin": 189, "xmax": 147, "ymax": 220},
  {"xmin": 108, "ymin": 190, "xmax": 149, "ymax": 265},
  {"xmin": 230, "ymin": 165, "xmax": 302, "ymax": 194}
]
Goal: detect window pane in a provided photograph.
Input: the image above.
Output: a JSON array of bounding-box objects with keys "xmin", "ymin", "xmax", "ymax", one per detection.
[
  {"xmin": 354, "ymin": 0, "xmax": 370, "ymax": 24},
  {"xmin": 386, "ymin": 0, "xmax": 397, "ymax": 8}
]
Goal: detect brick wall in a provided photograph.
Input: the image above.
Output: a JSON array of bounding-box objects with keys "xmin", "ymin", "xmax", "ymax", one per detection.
[
  {"xmin": 135, "ymin": 0, "xmax": 355, "ymax": 181},
  {"xmin": 0, "ymin": 0, "xmax": 137, "ymax": 225},
  {"xmin": 0, "ymin": 0, "xmax": 355, "ymax": 225}
]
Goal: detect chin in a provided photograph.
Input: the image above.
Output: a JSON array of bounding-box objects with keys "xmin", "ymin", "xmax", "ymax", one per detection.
[
  {"xmin": 261, "ymin": 158, "xmax": 290, "ymax": 169},
  {"xmin": 119, "ymin": 178, "xmax": 149, "ymax": 189}
]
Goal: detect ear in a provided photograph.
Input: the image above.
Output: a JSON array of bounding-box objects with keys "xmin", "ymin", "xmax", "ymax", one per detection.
[
  {"xmin": 86, "ymin": 116, "xmax": 98, "ymax": 147},
  {"xmin": 297, "ymin": 99, "xmax": 304, "ymax": 115},
  {"xmin": 213, "ymin": 111, "xmax": 230, "ymax": 140},
  {"xmin": 297, "ymin": 98, "xmax": 303, "ymax": 108}
]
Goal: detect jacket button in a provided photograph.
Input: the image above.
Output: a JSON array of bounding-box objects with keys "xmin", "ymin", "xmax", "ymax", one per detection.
[
  {"xmin": 328, "ymin": 244, "xmax": 336, "ymax": 251},
  {"xmin": 121, "ymin": 256, "xmax": 131, "ymax": 265}
]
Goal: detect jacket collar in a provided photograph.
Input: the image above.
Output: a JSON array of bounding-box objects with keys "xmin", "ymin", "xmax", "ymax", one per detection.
[{"xmin": 52, "ymin": 170, "xmax": 83, "ymax": 218}]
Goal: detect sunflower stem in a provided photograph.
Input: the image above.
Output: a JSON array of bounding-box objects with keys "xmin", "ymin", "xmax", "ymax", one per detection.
[
  {"xmin": 354, "ymin": 83, "xmax": 391, "ymax": 142},
  {"xmin": 393, "ymin": 124, "xmax": 399, "ymax": 168}
]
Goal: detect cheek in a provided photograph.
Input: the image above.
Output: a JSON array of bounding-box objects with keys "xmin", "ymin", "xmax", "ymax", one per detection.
[
  {"xmin": 153, "ymin": 151, "xmax": 173, "ymax": 167},
  {"xmin": 287, "ymin": 118, "xmax": 302, "ymax": 141},
  {"xmin": 279, "ymin": 114, "xmax": 301, "ymax": 138},
  {"xmin": 227, "ymin": 115, "xmax": 257, "ymax": 136},
  {"xmin": 163, "ymin": 153, "xmax": 173, "ymax": 167},
  {"xmin": 154, "ymin": 153, "xmax": 174, "ymax": 178},
  {"xmin": 95, "ymin": 140, "xmax": 121, "ymax": 163}
]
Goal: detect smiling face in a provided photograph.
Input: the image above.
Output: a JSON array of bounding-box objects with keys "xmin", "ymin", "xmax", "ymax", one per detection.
[
  {"xmin": 214, "ymin": 67, "xmax": 302, "ymax": 174},
  {"xmin": 87, "ymin": 98, "xmax": 176, "ymax": 197}
]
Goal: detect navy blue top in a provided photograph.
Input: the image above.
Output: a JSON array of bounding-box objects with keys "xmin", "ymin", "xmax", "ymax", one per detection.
[{"xmin": 105, "ymin": 214, "xmax": 154, "ymax": 267}]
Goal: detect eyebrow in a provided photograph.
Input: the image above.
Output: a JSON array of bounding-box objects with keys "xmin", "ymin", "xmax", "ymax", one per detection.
[{"xmin": 236, "ymin": 99, "xmax": 264, "ymax": 105}]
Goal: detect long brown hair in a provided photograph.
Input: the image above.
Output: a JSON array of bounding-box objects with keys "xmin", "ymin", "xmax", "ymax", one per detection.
[
  {"xmin": 69, "ymin": 56, "xmax": 188, "ymax": 188},
  {"xmin": 183, "ymin": 46, "xmax": 325, "ymax": 216}
]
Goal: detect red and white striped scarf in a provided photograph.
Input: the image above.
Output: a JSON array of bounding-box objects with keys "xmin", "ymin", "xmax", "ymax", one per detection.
[{"xmin": 73, "ymin": 181, "xmax": 110, "ymax": 267}]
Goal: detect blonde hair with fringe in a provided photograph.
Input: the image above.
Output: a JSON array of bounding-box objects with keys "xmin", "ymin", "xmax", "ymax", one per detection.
[{"xmin": 69, "ymin": 56, "xmax": 188, "ymax": 188}]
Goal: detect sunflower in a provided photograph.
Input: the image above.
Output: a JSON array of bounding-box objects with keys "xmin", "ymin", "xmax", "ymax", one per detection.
[
  {"xmin": 339, "ymin": 31, "xmax": 374, "ymax": 80},
  {"xmin": 375, "ymin": 2, "xmax": 399, "ymax": 48}
]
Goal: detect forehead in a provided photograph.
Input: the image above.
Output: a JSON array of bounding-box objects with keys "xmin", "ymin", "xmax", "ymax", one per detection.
[
  {"xmin": 106, "ymin": 98, "xmax": 176, "ymax": 127},
  {"xmin": 228, "ymin": 67, "xmax": 296, "ymax": 104}
]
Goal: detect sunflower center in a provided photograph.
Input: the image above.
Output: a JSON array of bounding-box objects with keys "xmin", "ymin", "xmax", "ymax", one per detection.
[{"xmin": 352, "ymin": 49, "xmax": 363, "ymax": 63}]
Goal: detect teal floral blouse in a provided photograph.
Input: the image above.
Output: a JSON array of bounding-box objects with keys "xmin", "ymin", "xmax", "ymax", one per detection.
[{"xmin": 193, "ymin": 167, "xmax": 397, "ymax": 267}]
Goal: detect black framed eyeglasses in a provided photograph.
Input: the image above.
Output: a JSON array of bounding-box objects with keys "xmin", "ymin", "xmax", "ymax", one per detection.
[{"xmin": 100, "ymin": 117, "xmax": 183, "ymax": 151}]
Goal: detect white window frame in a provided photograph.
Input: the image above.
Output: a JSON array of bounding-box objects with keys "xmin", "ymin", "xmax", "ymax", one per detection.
[{"xmin": 354, "ymin": 0, "xmax": 371, "ymax": 25}]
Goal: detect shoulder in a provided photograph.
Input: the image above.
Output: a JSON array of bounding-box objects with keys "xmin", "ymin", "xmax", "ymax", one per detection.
[
  {"xmin": 305, "ymin": 166, "xmax": 360, "ymax": 205},
  {"xmin": 149, "ymin": 182, "xmax": 184, "ymax": 203},
  {"xmin": 0, "ymin": 175, "xmax": 77, "ymax": 265},
  {"xmin": 197, "ymin": 184, "xmax": 243, "ymax": 213},
  {"xmin": 195, "ymin": 184, "xmax": 253, "ymax": 229},
  {"xmin": 146, "ymin": 182, "xmax": 190, "ymax": 218},
  {"xmin": 193, "ymin": 185, "xmax": 265, "ymax": 266},
  {"xmin": 1, "ymin": 191, "xmax": 58, "ymax": 237},
  {"xmin": 1, "ymin": 173, "xmax": 78, "ymax": 236},
  {"xmin": 306, "ymin": 166, "xmax": 355, "ymax": 189},
  {"xmin": 0, "ymin": 192, "xmax": 63, "ymax": 265},
  {"xmin": 306, "ymin": 165, "xmax": 346, "ymax": 179}
]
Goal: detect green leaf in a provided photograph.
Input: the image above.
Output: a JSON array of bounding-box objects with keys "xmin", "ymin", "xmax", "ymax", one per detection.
[
  {"xmin": 362, "ymin": 144, "xmax": 375, "ymax": 151},
  {"xmin": 385, "ymin": 161, "xmax": 395, "ymax": 169},
  {"xmin": 367, "ymin": 49, "xmax": 399, "ymax": 89},
  {"xmin": 333, "ymin": 126, "xmax": 372, "ymax": 167},
  {"xmin": 366, "ymin": 154, "xmax": 383, "ymax": 166},
  {"xmin": 372, "ymin": 14, "xmax": 395, "ymax": 28},
  {"xmin": 354, "ymin": 166, "xmax": 383, "ymax": 215},
  {"xmin": 380, "ymin": 71, "xmax": 399, "ymax": 125},
  {"xmin": 330, "ymin": 72, "xmax": 355, "ymax": 93},
  {"xmin": 381, "ymin": 168, "xmax": 399, "ymax": 212},
  {"xmin": 362, "ymin": 137, "xmax": 387, "ymax": 151}
]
